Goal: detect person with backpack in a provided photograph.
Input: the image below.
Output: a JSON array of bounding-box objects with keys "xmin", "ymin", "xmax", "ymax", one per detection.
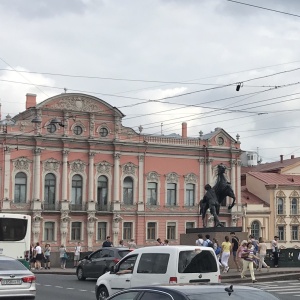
[
  {"xmin": 220, "ymin": 235, "xmax": 231, "ymax": 273},
  {"xmin": 203, "ymin": 234, "xmax": 213, "ymax": 248},
  {"xmin": 230, "ymin": 232, "xmax": 241, "ymax": 272},
  {"xmin": 195, "ymin": 234, "xmax": 204, "ymax": 246}
]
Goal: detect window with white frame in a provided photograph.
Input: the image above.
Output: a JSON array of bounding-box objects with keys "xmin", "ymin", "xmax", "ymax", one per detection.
[
  {"xmin": 71, "ymin": 222, "xmax": 82, "ymax": 241},
  {"xmin": 291, "ymin": 225, "xmax": 299, "ymax": 240},
  {"xmin": 277, "ymin": 226, "xmax": 285, "ymax": 241},
  {"xmin": 44, "ymin": 222, "xmax": 55, "ymax": 241},
  {"xmin": 97, "ymin": 222, "xmax": 107, "ymax": 240},
  {"xmin": 277, "ymin": 198, "xmax": 284, "ymax": 215},
  {"xmin": 97, "ymin": 175, "xmax": 108, "ymax": 210},
  {"xmin": 14, "ymin": 172, "xmax": 27, "ymax": 203},
  {"xmin": 185, "ymin": 183, "xmax": 195, "ymax": 206},
  {"xmin": 251, "ymin": 221, "xmax": 260, "ymax": 240},
  {"xmin": 44, "ymin": 173, "xmax": 56, "ymax": 209},
  {"xmin": 186, "ymin": 222, "xmax": 195, "ymax": 230},
  {"xmin": 147, "ymin": 222, "xmax": 156, "ymax": 240},
  {"xmin": 123, "ymin": 177, "xmax": 133, "ymax": 205},
  {"xmin": 167, "ymin": 222, "xmax": 176, "ymax": 240},
  {"xmin": 71, "ymin": 175, "xmax": 83, "ymax": 208},
  {"xmin": 147, "ymin": 182, "xmax": 157, "ymax": 205},
  {"xmin": 123, "ymin": 222, "xmax": 132, "ymax": 240},
  {"xmin": 291, "ymin": 198, "xmax": 298, "ymax": 215},
  {"xmin": 167, "ymin": 183, "xmax": 176, "ymax": 206}
]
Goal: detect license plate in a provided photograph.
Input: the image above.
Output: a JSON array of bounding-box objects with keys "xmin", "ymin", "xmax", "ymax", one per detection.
[{"xmin": 1, "ymin": 279, "xmax": 22, "ymax": 285}]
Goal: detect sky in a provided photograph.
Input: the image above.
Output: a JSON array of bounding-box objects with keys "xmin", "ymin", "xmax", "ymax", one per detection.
[{"xmin": 1, "ymin": 0, "xmax": 300, "ymax": 163}]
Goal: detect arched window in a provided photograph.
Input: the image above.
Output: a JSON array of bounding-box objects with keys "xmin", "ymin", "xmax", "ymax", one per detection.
[
  {"xmin": 14, "ymin": 172, "xmax": 27, "ymax": 203},
  {"xmin": 123, "ymin": 177, "xmax": 133, "ymax": 205},
  {"xmin": 97, "ymin": 175, "xmax": 108, "ymax": 210},
  {"xmin": 44, "ymin": 173, "xmax": 56, "ymax": 210},
  {"xmin": 185, "ymin": 183, "xmax": 195, "ymax": 206},
  {"xmin": 277, "ymin": 198, "xmax": 284, "ymax": 215},
  {"xmin": 147, "ymin": 182, "xmax": 157, "ymax": 205},
  {"xmin": 291, "ymin": 198, "xmax": 298, "ymax": 215},
  {"xmin": 251, "ymin": 221, "xmax": 260, "ymax": 240},
  {"xmin": 71, "ymin": 175, "xmax": 82, "ymax": 210}
]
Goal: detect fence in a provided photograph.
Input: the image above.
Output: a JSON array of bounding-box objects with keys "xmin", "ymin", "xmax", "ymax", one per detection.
[{"xmin": 265, "ymin": 248, "xmax": 300, "ymax": 267}]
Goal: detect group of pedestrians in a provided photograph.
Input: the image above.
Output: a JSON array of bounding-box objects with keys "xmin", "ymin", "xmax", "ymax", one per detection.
[
  {"xmin": 101, "ymin": 236, "xmax": 138, "ymax": 250},
  {"xmin": 30, "ymin": 242, "xmax": 51, "ymax": 270},
  {"xmin": 156, "ymin": 238, "xmax": 169, "ymax": 246}
]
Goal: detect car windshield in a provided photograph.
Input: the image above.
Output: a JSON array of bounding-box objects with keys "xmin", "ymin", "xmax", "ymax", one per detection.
[
  {"xmin": 118, "ymin": 250, "xmax": 131, "ymax": 258},
  {"xmin": 188, "ymin": 291, "xmax": 278, "ymax": 300},
  {"xmin": 0, "ymin": 259, "xmax": 28, "ymax": 271}
]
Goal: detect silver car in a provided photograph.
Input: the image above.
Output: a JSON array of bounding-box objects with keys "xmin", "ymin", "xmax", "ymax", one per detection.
[{"xmin": 0, "ymin": 255, "xmax": 36, "ymax": 299}]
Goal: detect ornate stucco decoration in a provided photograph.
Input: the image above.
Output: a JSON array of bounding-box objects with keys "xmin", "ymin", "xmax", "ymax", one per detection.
[
  {"xmin": 113, "ymin": 214, "xmax": 123, "ymax": 223},
  {"xmin": 123, "ymin": 162, "xmax": 137, "ymax": 176},
  {"xmin": 70, "ymin": 159, "xmax": 86, "ymax": 173},
  {"xmin": 166, "ymin": 172, "xmax": 179, "ymax": 183},
  {"xmin": 44, "ymin": 158, "xmax": 60, "ymax": 172},
  {"xmin": 33, "ymin": 212, "xmax": 43, "ymax": 222},
  {"xmin": 13, "ymin": 157, "xmax": 32, "ymax": 171},
  {"xmin": 184, "ymin": 173, "xmax": 197, "ymax": 184},
  {"xmin": 276, "ymin": 216, "xmax": 286, "ymax": 224},
  {"xmin": 54, "ymin": 96, "xmax": 100, "ymax": 112},
  {"xmin": 290, "ymin": 216, "xmax": 300, "ymax": 224},
  {"xmin": 61, "ymin": 211, "xmax": 71, "ymax": 222},
  {"xmin": 87, "ymin": 212, "xmax": 98, "ymax": 223},
  {"xmin": 147, "ymin": 171, "xmax": 160, "ymax": 182},
  {"xmin": 96, "ymin": 161, "xmax": 112, "ymax": 174},
  {"xmin": 18, "ymin": 121, "xmax": 29, "ymax": 132}
]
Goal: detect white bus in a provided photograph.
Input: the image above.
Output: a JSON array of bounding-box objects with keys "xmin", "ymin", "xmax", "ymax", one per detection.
[{"xmin": 0, "ymin": 214, "xmax": 31, "ymax": 265}]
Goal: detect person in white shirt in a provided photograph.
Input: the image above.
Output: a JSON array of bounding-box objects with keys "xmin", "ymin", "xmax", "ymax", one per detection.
[
  {"xmin": 74, "ymin": 242, "xmax": 81, "ymax": 267},
  {"xmin": 196, "ymin": 234, "xmax": 204, "ymax": 246},
  {"xmin": 34, "ymin": 242, "xmax": 43, "ymax": 270}
]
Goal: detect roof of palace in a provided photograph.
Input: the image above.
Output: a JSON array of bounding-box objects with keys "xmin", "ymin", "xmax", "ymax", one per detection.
[
  {"xmin": 247, "ymin": 171, "xmax": 300, "ymax": 185},
  {"xmin": 241, "ymin": 186, "xmax": 270, "ymax": 207}
]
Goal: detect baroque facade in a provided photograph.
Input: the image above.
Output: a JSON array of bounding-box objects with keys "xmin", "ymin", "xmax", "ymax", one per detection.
[{"xmin": 0, "ymin": 93, "xmax": 242, "ymax": 251}]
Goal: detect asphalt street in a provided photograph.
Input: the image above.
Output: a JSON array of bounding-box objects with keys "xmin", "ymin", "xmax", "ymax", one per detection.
[{"xmin": 35, "ymin": 274, "xmax": 300, "ymax": 300}]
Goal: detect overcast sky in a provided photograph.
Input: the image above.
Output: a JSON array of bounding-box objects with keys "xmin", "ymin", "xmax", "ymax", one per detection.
[{"xmin": 1, "ymin": 0, "xmax": 300, "ymax": 163}]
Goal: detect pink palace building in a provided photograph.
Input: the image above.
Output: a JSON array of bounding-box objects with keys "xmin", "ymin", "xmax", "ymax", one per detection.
[{"xmin": 0, "ymin": 93, "xmax": 242, "ymax": 251}]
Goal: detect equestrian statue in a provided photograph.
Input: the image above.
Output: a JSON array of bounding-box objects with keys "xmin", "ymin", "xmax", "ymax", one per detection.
[{"xmin": 199, "ymin": 164, "xmax": 236, "ymax": 227}]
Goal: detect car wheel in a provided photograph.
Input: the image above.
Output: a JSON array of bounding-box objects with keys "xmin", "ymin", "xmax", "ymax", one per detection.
[
  {"xmin": 97, "ymin": 286, "xmax": 109, "ymax": 300},
  {"xmin": 76, "ymin": 267, "xmax": 86, "ymax": 281}
]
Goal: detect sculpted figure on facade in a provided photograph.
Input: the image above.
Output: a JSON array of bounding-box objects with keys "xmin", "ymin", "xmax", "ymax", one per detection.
[
  {"xmin": 54, "ymin": 96, "xmax": 99, "ymax": 112},
  {"xmin": 96, "ymin": 161, "xmax": 111, "ymax": 175},
  {"xmin": 184, "ymin": 173, "xmax": 197, "ymax": 184},
  {"xmin": 147, "ymin": 171, "xmax": 159, "ymax": 182},
  {"xmin": 44, "ymin": 158, "xmax": 60, "ymax": 172},
  {"xmin": 61, "ymin": 211, "xmax": 71, "ymax": 223},
  {"xmin": 166, "ymin": 172, "xmax": 179, "ymax": 183},
  {"xmin": 70, "ymin": 159, "xmax": 86, "ymax": 173},
  {"xmin": 13, "ymin": 157, "xmax": 31, "ymax": 171},
  {"xmin": 123, "ymin": 162, "xmax": 136, "ymax": 176}
]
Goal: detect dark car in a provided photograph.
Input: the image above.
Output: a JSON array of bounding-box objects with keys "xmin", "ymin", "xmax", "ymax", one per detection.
[
  {"xmin": 76, "ymin": 247, "xmax": 131, "ymax": 280},
  {"xmin": 101, "ymin": 285, "xmax": 279, "ymax": 300}
]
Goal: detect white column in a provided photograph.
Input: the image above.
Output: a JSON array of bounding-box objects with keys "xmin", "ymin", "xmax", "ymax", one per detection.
[
  {"xmin": 88, "ymin": 152, "xmax": 95, "ymax": 201},
  {"xmin": 33, "ymin": 148, "xmax": 42, "ymax": 200},
  {"xmin": 230, "ymin": 159, "xmax": 236, "ymax": 195},
  {"xmin": 236, "ymin": 160, "xmax": 241, "ymax": 206},
  {"xmin": 207, "ymin": 159, "xmax": 213, "ymax": 185},
  {"xmin": 62, "ymin": 150, "xmax": 69, "ymax": 201},
  {"xmin": 199, "ymin": 158, "xmax": 205, "ymax": 200},
  {"xmin": 113, "ymin": 153, "xmax": 120, "ymax": 202},
  {"xmin": 138, "ymin": 155, "xmax": 144, "ymax": 202},
  {"xmin": 3, "ymin": 147, "xmax": 11, "ymax": 200}
]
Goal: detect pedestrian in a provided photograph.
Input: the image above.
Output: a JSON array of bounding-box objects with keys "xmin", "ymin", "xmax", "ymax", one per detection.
[
  {"xmin": 118, "ymin": 240, "xmax": 126, "ymax": 247},
  {"xmin": 34, "ymin": 242, "xmax": 43, "ymax": 270},
  {"xmin": 164, "ymin": 239, "xmax": 169, "ymax": 246},
  {"xmin": 59, "ymin": 244, "xmax": 67, "ymax": 269},
  {"xmin": 271, "ymin": 236, "xmax": 279, "ymax": 268},
  {"xmin": 258, "ymin": 237, "xmax": 270, "ymax": 272},
  {"xmin": 195, "ymin": 234, "xmax": 204, "ymax": 246},
  {"xmin": 240, "ymin": 241, "xmax": 259, "ymax": 283},
  {"xmin": 44, "ymin": 243, "xmax": 51, "ymax": 269},
  {"xmin": 128, "ymin": 239, "xmax": 137, "ymax": 249},
  {"xmin": 237, "ymin": 240, "xmax": 248, "ymax": 270},
  {"xmin": 220, "ymin": 236, "xmax": 231, "ymax": 273},
  {"xmin": 212, "ymin": 238, "xmax": 222, "ymax": 268},
  {"xmin": 249, "ymin": 235, "xmax": 259, "ymax": 269},
  {"xmin": 230, "ymin": 232, "xmax": 241, "ymax": 272},
  {"xmin": 156, "ymin": 238, "xmax": 163, "ymax": 246},
  {"xmin": 74, "ymin": 242, "xmax": 81, "ymax": 267},
  {"xmin": 203, "ymin": 234, "xmax": 213, "ymax": 247},
  {"xmin": 30, "ymin": 244, "xmax": 36, "ymax": 270},
  {"xmin": 102, "ymin": 236, "xmax": 113, "ymax": 247}
]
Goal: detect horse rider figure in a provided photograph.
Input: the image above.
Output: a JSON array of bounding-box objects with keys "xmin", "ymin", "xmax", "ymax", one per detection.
[{"xmin": 201, "ymin": 184, "xmax": 224, "ymax": 227}]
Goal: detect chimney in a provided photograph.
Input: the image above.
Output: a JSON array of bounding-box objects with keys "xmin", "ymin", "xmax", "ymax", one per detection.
[
  {"xmin": 280, "ymin": 155, "xmax": 283, "ymax": 163},
  {"xmin": 291, "ymin": 155, "xmax": 295, "ymax": 159},
  {"xmin": 182, "ymin": 122, "xmax": 187, "ymax": 139},
  {"xmin": 26, "ymin": 93, "xmax": 37, "ymax": 109}
]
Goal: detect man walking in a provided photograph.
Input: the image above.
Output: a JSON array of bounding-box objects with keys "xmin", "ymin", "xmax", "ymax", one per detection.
[
  {"xmin": 230, "ymin": 232, "xmax": 240, "ymax": 271},
  {"xmin": 102, "ymin": 236, "xmax": 113, "ymax": 247},
  {"xmin": 74, "ymin": 242, "xmax": 81, "ymax": 268}
]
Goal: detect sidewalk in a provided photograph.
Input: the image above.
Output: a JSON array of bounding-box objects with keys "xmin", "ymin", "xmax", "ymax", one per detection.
[{"xmin": 32, "ymin": 266, "xmax": 300, "ymax": 284}]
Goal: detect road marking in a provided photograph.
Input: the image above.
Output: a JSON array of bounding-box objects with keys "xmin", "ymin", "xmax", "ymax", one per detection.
[
  {"xmin": 55, "ymin": 286, "xmax": 63, "ymax": 288},
  {"xmin": 66, "ymin": 288, "xmax": 75, "ymax": 290},
  {"xmin": 79, "ymin": 289, "xmax": 88, "ymax": 292}
]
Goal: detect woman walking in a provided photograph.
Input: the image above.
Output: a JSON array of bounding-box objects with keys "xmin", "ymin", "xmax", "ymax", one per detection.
[
  {"xmin": 241, "ymin": 241, "xmax": 260, "ymax": 283},
  {"xmin": 59, "ymin": 244, "xmax": 67, "ymax": 269},
  {"xmin": 44, "ymin": 243, "xmax": 51, "ymax": 269},
  {"xmin": 258, "ymin": 237, "xmax": 270, "ymax": 271},
  {"xmin": 220, "ymin": 236, "xmax": 231, "ymax": 273}
]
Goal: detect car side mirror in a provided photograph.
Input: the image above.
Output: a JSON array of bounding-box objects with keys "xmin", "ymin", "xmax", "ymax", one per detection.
[{"xmin": 110, "ymin": 265, "xmax": 116, "ymax": 273}]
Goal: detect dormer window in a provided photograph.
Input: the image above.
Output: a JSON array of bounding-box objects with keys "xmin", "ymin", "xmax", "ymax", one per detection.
[
  {"xmin": 99, "ymin": 127, "xmax": 108, "ymax": 137},
  {"xmin": 73, "ymin": 125, "xmax": 83, "ymax": 135}
]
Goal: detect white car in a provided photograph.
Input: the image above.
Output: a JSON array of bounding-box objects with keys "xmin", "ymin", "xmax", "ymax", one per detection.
[{"xmin": 95, "ymin": 245, "xmax": 220, "ymax": 300}]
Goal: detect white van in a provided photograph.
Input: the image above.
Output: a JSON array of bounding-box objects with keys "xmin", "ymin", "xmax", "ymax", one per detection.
[{"xmin": 95, "ymin": 245, "xmax": 220, "ymax": 300}]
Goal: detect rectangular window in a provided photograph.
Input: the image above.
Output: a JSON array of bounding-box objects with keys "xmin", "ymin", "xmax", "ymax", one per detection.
[
  {"xmin": 185, "ymin": 184, "xmax": 195, "ymax": 206},
  {"xmin": 97, "ymin": 222, "xmax": 107, "ymax": 240},
  {"xmin": 147, "ymin": 183, "xmax": 157, "ymax": 205},
  {"xmin": 277, "ymin": 198, "xmax": 284, "ymax": 215},
  {"xmin": 291, "ymin": 199, "xmax": 298, "ymax": 215},
  {"xmin": 186, "ymin": 222, "xmax": 195, "ymax": 229},
  {"xmin": 137, "ymin": 253, "xmax": 170, "ymax": 274},
  {"xmin": 278, "ymin": 226, "xmax": 285, "ymax": 241},
  {"xmin": 71, "ymin": 222, "xmax": 82, "ymax": 241},
  {"xmin": 44, "ymin": 222, "xmax": 55, "ymax": 241},
  {"xmin": 167, "ymin": 183, "xmax": 176, "ymax": 206},
  {"xmin": 123, "ymin": 222, "xmax": 132, "ymax": 240},
  {"xmin": 292, "ymin": 225, "xmax": 299, "ymax": 240},
  {"xmin": 147, "ymin": 222, "xmax": 156, "ymax": 240},
  {"xmin": 167, "ymin": 222, "xmax": 176, "ymax": 240}
]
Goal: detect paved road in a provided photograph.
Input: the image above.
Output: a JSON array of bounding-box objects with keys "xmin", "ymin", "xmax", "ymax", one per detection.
[{"xmin": 36, "ymin": 274, "xmax": 96, "ymax": 300}]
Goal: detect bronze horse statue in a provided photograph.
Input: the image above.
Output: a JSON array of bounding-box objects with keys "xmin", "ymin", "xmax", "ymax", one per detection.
[{"xmin": 200, "ymin": 164, "xmax": 236, "ymax": 227}]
